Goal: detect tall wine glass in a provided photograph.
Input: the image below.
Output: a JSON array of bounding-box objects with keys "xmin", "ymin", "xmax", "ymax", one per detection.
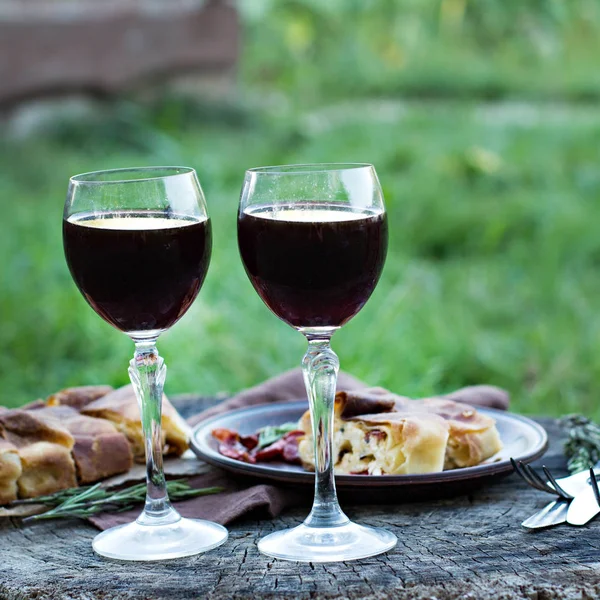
[
  {"xmin": 63, "ymin": 167, "xmax": 228, "ymax": 561},
  {"xmin": 237, "ymin": 163, "xmax": 397, "ymax": 562}
]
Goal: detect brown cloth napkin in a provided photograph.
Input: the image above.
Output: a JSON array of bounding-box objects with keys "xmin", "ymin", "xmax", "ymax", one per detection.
[
  {"xmin": 89, "ymin": 471, "xmax": 300, "ymax": 530},
  {"xmin": 90, "ymin": 369, "xmax": 509, "ymax": 530},
  {"xmin": 187, "ymin": 368, "xmax": 367, "ymax": 426}
]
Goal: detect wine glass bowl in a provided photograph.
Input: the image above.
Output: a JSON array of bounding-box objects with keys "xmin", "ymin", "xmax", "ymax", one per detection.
[
  {"xmin": 238, "ymin": 202, "xmax": 387, "ymax": 329},
  {"xmin": 63, "ymin": 167, "xmax": 227, "ymax": 561},
  {"xmin": 64, "ymin": 167, "xmax": 212, "ymax": 339},
  {"xmin": 237, "ymin": 163, "xmax": 397, "ymax": 562}
]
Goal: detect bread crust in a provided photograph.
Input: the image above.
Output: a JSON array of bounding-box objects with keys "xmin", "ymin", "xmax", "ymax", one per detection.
[
  {"xmin": 46, "ymin": 385, "xmax": 114, "ymax": 410},
  {"xmin": 30, "ymin": 406, "xmax": 134, "ymax": 484},
  {"xmin": 82, "ymin": 385, "xmax": 189, "ymax": 463},
  {"xmin": 0, "ymin": 438, "xmax": 22, "ymax": 504}
]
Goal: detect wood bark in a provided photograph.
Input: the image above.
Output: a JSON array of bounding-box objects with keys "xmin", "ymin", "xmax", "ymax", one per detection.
[{"xmin": 1, "ymin": 401, "xmax": 598, "ymax": 600}]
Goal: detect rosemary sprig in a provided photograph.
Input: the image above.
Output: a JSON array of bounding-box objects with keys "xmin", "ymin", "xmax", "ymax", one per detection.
[
  {"xmin": 20, "ymin": 479, "xmax": 223, "ymax": 524},
  {"xmin": 10, "ymin": 486, "xmax": 93, "ymax": 506},
  {"xmin": 560, "ymin": 414, "xmax": 600, "ymax": 474}
]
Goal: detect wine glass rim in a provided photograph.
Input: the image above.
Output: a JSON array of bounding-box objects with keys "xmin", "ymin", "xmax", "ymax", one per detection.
[
  {"xmin": 69, "ymin": 166, "xmax": 196, "ymax": 185},
  {"xmin": 246, "ymin": 163, "xmax": 375, "ymax": 175}
]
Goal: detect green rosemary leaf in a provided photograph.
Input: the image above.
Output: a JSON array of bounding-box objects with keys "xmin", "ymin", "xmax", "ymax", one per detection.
[
  {"xmin": 9, "ymin": 485, "xmax": 99, "ymax": 506},
  {"xmin": 21, "ymin": 480, "xmax": 223, "ymax": 524},
  {"xmin": 560, "ymin": 414, "xmax": 600, "ymax": 474}
]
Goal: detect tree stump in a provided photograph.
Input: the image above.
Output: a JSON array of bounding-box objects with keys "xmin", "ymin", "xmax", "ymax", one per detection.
[{"xmin": 1, "ymin": 405, "xmax": 599, "ymax": 599}]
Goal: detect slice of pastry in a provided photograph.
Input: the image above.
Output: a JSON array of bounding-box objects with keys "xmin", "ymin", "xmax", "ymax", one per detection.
[
  {"xmin": 30, "ymin": 405, "xmax": 133, "ymax": 484},
  {"xmin": 401, "ymin": 397, "xmax": 503, "ymax": 468},
  {"xmin": 297, "ymin": 387, "xmax": 503, "ymax": 475},
  {"xmin": 339, "ymin": 387, "xmax": 503, "ymax": 468},
  {"xmin": 81, "ymin": 385, "xmax": 190, "ymax": 462},
  {"xmin": 298, "ymin": 390, "xmax": 449, "ymax": 475},
  {"xmin": 0, "ymin": 438, "xmax": 22, "ymax": 504},
  {"xmin": 0, "ymin": 410, "xmax": 77, "ymax": 499}
]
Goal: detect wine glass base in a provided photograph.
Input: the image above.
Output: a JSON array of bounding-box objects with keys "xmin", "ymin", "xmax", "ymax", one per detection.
[
  {"xmin": 257, "ymin": 521, "xmax": 397, "ymax": 563},
  {"xmin": 92, "ymin": 516, "xmax": 228, "ymax": 561}
]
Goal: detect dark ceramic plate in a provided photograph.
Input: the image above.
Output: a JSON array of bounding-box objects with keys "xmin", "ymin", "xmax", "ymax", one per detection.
[{"xmin": 190, "ymin": 401, "xmax": 548, "ymax": 500}]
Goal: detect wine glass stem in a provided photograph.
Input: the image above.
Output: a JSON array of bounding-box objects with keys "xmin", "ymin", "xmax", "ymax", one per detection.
[
  {"xmin": 302, "ymin": 333, "xmax": 349, "ymax": 529},
  {"xmin": 129, "ymin": 340, "xmax": 178, "ymax": 525}
]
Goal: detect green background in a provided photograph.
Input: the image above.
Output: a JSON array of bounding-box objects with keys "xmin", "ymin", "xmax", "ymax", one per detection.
[{"xmin": 2, "ymin": 1, "xmax": 600, "ymax": 418}]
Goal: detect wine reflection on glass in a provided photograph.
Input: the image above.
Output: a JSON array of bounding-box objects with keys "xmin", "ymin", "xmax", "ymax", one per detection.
[
  {"xmin": 237, "ymin": 163, "xmax": 397, "ymax": 562},
  {"xmin": 63, "ymin": 167, "xmax": 227, "ymax": 561}
]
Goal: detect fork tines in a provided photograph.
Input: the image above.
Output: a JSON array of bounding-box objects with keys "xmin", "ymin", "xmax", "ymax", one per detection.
[
  {"xmin": 511, "ymin": 458, "xmax": 556, "ymax": 495},
  {"xmin": 542, "ymin": 466, "xmax": 573, "ymax": 500},
  {"xmin": 510, "ymin": 458, "xmax": 573, "ymax": 499}
]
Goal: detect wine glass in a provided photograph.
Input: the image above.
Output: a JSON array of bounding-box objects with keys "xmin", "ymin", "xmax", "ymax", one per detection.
[
  {"xmin": 237, "ymin": 163, "xmax": 397, "ymax": 562},
  {"xmin": 63, "ymin": 167, "xmax": 228, "ymax": 561}
]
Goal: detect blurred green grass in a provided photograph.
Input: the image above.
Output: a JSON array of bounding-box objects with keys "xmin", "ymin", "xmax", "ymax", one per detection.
[
  {"xmin": 2, "ymin": 1, "xmax": 600, "ymax": 417},
  {"xmin": 241, "ymin": 0, "xmax": 600, "ymax": 103},
  {"xmin": 3, "ymin": 100, "xmax": 600, "ymax": 418}
]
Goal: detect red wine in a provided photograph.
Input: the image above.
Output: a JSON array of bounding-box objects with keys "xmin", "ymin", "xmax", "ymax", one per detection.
[
  {"xmin": 63, "ymin": 211, "xmax": 211, "ymax": 334},
  {"xmin": 238, "ymin": 204, "xmax": 387, "ymax": 328}
]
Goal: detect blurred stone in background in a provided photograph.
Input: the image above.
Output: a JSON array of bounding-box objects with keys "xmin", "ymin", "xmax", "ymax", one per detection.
[{"xmin": 1, "ymin": 0, "xmax": 239, "ymax": 134}]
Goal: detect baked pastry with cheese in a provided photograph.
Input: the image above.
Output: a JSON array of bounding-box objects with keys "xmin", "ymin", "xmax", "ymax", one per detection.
[
  {"xmin": 298, "ymin": 389, "xmax": 450, "ymax": 475},
  {"xmin": 298, "ymin": 387, "xmax": 502, "ymax": 475},
  {"xmin": 81, "ymin": 385, "xmax": 190, "ymax": 462},
  {"xmin": 393, "ymin": 396, "xmax": 503, "ymax": 468}
]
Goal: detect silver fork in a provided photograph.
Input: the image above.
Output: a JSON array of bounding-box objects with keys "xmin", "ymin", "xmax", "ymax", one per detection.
[
  {"xmin": 511, "ymin": 459, "xmax": 600, "ymax": 528},
  {"xmin": 521, "ymin": 497, "xmax": 570, "ymax": 529},
  {"xmin": 510, "ymin": 459, "xmax": 573, "ymax": 500},
  {"xmin": 511, "ymin": 459, "xmax": 574, "ymax": 529}
]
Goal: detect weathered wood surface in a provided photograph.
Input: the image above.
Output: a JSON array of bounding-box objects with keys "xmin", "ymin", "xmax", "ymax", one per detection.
[{"xmin": 1, "ymin": 400, "xmax": 600, "ymax": 600}]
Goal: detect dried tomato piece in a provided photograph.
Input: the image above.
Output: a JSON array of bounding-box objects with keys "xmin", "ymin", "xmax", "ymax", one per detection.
[
  {"xmin": 212, "ymin": 428, "xmax": 257, "ymax": 463},
  {"xmin": 282, "ymin": 431, "xmax": 303, "ymax": 464},
  {"xmin": 212, "ymin": 428, "xmax": 239, "ymax": 443},
  {"xmin": 254, "ymin": 437, "xmax": 286, "ymax": 461},
  {"xmin": 218, "ymin": 442, "xmax": 256, "ymax": 464},
  {"xmin": 213, "ymin": 427, "xmax": 303, "ymax": 465},
  {"xmin": 255, "ymin": 430, "xmax": 304, "ymax": 463},
  {"xmin": 240, "ymin": 434, "xmax": 259, "ymax": 450}
]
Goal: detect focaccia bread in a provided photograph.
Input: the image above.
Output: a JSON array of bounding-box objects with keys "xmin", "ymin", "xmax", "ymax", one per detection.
[
  {"xmin": 17, "ymin": 441, "xmax": 77, "ymax": 499},
  {"xmin": 0, "ymin": 409, "xmax": 77, "ymax": 499},
  {"xmin": 30, "ymin": 405, "xmax": 133, "ymax": 484},
  {"xmin": 298, "ymin": 389, "xmax": 449, "ymax": 475},
  {"xmin": 81, "ymin": 385, "xmax": 190, "ymax": 462},
  {"xmin": 298, "ymin": 387, "xmax": 503, "ymax": 475},
  {"xmin": 0, "ymin": 382, "xmax": 190, "ymax": 504}
]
